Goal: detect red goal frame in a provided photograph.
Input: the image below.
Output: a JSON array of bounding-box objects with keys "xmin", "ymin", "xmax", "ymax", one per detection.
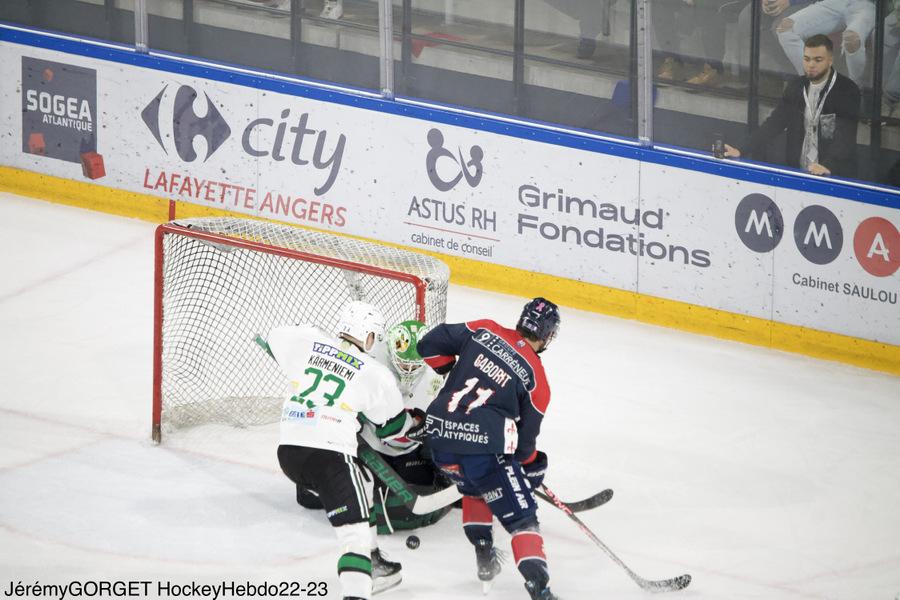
[{"xmin": 152, "ymin": 222, "xmax": 429, "ymax": 443}]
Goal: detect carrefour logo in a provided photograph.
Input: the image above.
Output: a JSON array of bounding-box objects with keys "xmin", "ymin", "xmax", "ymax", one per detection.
[
  {"xmin": 141, "ymin": 84, "xmax": 346, "ymax": 195},
  {"xmin": 735, "ymin": 194, "xmax": 898, "ymax": 277},
  {"xmin": 141, "ymin": 85, "xmax": 231, "ymax": 162}
]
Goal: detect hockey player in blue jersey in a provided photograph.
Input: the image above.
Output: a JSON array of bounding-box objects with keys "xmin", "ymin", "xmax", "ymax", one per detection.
[{"xmin": 417, "ymin": 298, "xmax": 561, "ymax": 600}]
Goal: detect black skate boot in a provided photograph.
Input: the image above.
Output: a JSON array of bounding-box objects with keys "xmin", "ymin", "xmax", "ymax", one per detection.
[
  {"xmin": 475, "ymin": 539, "xmax": 504, "ymax": 593},
  {"xmin": 371, "ymin": 548, "xmax": 402, "ymax": 594},
  {"xmin": 524, "ymin": 579, "xmax": 559, "ymax": 600}
]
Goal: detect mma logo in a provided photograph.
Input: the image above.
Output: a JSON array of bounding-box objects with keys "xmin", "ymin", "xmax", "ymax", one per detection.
[
  {"xmin": 735, "ymin": 194, "xmax": 841, "ymax": 265},
  {"xmin": 854, "ymin": 217, "xmax": 899, "ymax": 277},
  {"xmin": 141, "ymin": 84, "xmax": 231, "ymax": 162},
  {"xmin": 735, "ymin": 193, "xmax": 784, "ymax": 253},
  {"xmin": 735, "ymin": 194, "xmax": 897, "ymax": 276}
]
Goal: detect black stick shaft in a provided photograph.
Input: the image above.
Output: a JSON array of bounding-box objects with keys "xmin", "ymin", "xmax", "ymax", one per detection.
[{"xmin": 539, "ymin": 484, "xmax": 691, "ymax": 593}]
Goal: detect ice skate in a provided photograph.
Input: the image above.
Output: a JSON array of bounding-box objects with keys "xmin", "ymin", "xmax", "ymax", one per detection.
[
  {"xmin": 524, "ymin": 580, "xmax": 559, "ymax": 600},
  {"xmin": 475, "ymin": 539, "xmax": 504, "ymax": 594},
  {"xmin": 371, "ymin": 548, "xmax": 402, "ymax": 594}
]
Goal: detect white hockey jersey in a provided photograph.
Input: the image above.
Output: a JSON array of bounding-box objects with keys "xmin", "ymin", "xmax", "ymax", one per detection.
[{"xmin": 268, "ymin": 324, "xmax": 406, "ymax": 457}]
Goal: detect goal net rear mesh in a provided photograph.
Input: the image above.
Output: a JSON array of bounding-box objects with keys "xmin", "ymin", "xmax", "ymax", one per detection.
[{"xmin": 153, "ymin": 217, "xmax": 449, "ymax": 441}]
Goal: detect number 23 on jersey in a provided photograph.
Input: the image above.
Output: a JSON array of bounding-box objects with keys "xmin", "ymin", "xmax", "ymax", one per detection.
[{"xmin": 290, "ymin": 367, "xmax": 346, "ymax": 409}]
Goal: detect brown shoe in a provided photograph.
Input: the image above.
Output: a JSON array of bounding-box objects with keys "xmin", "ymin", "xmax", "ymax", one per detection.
[
  {"xmin": 686, "ymin": 64, "xmax": 721, "ymax": 87},
  {"xmin": 657, "ymin": 57, "xmax": 681, "ymax": 81}
]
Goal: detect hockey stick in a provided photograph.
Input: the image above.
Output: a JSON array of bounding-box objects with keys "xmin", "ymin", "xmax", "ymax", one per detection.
[
  {"xmin": 534, "ymin": 487, "xmax": 613, "ymax": 513},
  {"xmin": 539, "ymin": 485, "xmax": 692, "ymax": 593},
  {"xmin": 357, "ymin": 439, "xmax": 462, "ymax": 515}
]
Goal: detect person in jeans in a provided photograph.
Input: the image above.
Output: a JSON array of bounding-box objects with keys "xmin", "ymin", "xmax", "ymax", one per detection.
[
  {"xmin": 736, "ymin": 0, "xmax": 819, "ymax": 76},
  {"xmin": 882, "ymin": 0, "xmax": 900, "ymax": 118},
  {"xmin": 776, "ymin": 0, "xmax": 876, "ymax": 86}
]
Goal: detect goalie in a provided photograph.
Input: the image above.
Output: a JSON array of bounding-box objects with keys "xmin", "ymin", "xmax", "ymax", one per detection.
[
  {"xmin": 363, "ymin": 320, "xmax": 452, "ymax": 533},
  {"xmin": 297, "ymin": 319, "xmax": 453, "ymax": 534}
]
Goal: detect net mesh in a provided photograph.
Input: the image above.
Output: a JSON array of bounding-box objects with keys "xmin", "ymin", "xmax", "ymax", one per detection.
[{"xmin": 158, "ymin": 217, "xmax": 449, "ymax": 433}]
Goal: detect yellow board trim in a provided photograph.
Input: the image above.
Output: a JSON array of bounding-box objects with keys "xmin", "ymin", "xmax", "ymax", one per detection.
[{"xmin": 2, "ymin": 165, "xmax": 897, "ymax": 376}]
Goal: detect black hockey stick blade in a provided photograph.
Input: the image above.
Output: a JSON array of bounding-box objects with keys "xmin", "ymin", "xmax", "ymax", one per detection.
[
  {"xmin": 535, "ymin": 488, "xmax": 613, "ymax": 512},
  {"xmin": 644, "ymin": 574, "xmax": 692, "ymax": 593},
  {"xmin": 540, "ymin": 484, "xmax": 692, "ymax": 593}
]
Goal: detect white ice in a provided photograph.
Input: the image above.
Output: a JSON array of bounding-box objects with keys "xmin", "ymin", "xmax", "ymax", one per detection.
[{"xmin": 1, "ymin": 192, "xmax": 898, "ymax": 600}]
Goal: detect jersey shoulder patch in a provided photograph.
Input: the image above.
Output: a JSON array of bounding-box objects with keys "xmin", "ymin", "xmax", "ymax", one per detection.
[{"xmin": 465, "ymin": 318, "xmax": 501, "ymax": 333}]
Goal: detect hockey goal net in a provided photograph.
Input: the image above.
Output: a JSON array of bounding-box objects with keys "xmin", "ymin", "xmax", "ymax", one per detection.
[{"xmin": 152, "ymin": 217, "xmax": 450, "ymax": 442}]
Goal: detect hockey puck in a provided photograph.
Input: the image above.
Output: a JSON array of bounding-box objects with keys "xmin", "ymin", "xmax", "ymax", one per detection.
[{"xmin": 405, "ymin": 535, "xmax": 420, "ymax": 550}]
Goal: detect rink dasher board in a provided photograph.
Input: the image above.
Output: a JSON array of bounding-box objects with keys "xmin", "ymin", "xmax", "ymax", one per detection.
[{"xmin": 0, "ymin": 27, "xmax": 897, "ymax": 352}]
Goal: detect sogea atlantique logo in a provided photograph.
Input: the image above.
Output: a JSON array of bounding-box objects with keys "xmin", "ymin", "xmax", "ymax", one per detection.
[
  {"xmin": 21, "ymin": 56, "xmax": 104, "ymax": 179},
  {"xmin": 735, "ymin": 193, "xmax": 898, "ymax": 303}
]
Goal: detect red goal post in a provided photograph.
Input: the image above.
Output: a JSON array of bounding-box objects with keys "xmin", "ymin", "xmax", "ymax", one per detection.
[{"xmin": 152, "ymin": 218, "xmax": 449, "ymax": 443}]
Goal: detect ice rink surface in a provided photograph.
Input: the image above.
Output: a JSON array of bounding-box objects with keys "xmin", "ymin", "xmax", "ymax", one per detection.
[{"xmin": 1, "ymin": 192, "xmax": 899, "ymax": 600}]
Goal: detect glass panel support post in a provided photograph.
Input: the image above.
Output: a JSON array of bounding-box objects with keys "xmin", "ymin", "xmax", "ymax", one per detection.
[
  {"xmin": 134, "ymin": 0, "xmax": 148, "ymax": 53},
  {"xmin": 379, "ymin": 0, "xmax": 395, "ymax": 99},
  {"xmin": 636, "ymin": 0, "xmax": 653, "ymax": 147}
]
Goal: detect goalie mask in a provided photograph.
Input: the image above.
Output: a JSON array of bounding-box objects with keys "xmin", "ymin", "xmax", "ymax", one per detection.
[
  {"xmin": 335, "ymin": 301, "xmax": 386, "ymax": 353},
  {"xmin": 386, "ymin": 320, "xmax": 427, "ymax": 387}
]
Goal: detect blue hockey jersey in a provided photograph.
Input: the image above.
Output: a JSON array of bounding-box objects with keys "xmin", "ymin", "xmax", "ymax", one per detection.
[{"xmin": 417, "ymin": 319, "xmax": 550, "ymax": 463}]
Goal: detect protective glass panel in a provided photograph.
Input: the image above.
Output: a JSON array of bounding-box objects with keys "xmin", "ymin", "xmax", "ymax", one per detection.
[
  {"xmin": 649, "ymin": 0, "xmax": 750, "ymax": 154},
  {"xmin": 0, "ymin": 0, "xmax": 135, "ymax": 45},
  {"xmin": 147, "ymin": 0, "xmax": 379, "ymax": 90},
  {"xmin": 394, "ymin": 0, "xmax": 515, "ymax": 115},
  {"xmin": 524, "ymin": 0, "xmax": 636, "ymax": 137}
]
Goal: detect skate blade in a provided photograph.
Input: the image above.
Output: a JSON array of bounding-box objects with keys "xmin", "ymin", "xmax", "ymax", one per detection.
[
  {"xmin": 481, "ymin": 579, "xmax": 494, "ymax": 595},
  {"xmin": 373, "ymin": 572, "xmax": 402, "ymax": 595}
]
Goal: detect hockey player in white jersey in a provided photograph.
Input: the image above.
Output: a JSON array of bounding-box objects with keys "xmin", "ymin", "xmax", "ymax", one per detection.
[{"xmin": 266, "ymin": 301, "xmax": 421, "ymax": 600}]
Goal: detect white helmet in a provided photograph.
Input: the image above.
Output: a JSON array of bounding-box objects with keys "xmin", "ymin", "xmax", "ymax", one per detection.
[{"xmin": 335, "ymin": 301, "xmax": 386, "ymax": 353}]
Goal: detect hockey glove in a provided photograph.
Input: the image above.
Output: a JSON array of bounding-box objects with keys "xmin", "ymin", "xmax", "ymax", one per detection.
[
  {"xmin": 521, "ymin": 451, "xmax": 548, "ymax": 491},
  {"xmin": 404, "ymin": 408, "xmax": 428, "ymax": 443},
  {"xmin": 380, "ymin": 408, "xmax": 427, "ymax": 452}
]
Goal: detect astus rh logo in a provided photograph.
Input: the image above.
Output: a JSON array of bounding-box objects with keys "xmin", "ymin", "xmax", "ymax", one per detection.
[{"xmin": 425, "ymin": 128, "xmax": 484, "ymax": 192}]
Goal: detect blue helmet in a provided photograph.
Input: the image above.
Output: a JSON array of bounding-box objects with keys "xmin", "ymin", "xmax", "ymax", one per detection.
[{"xmin": 516, "ymin": 297, "xmax": 560, "ymax": 350}]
